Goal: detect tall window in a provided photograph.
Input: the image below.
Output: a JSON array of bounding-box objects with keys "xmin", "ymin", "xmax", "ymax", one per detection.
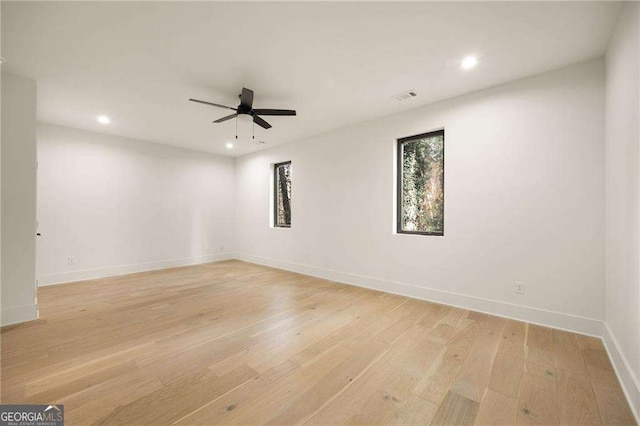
[
  {"xmin": 397, "ymin": 130, "xmax": 444, "ymax": 236},
  {"xmin": 274, "ymin": 161, "xmax": 292, "ymax": 227}
]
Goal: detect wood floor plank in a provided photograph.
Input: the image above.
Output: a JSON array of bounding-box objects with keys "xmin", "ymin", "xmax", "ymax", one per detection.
[
  {"xmin": 147, "ymin": 334, "xmax": 257, "ymax": 385},
  {"xmin": 474, "ymin": 388, "xmax": 518, "ymax": 425},
  {"xmin": 288, "ymin": 295, "xmax": 406, "ymax": 366},
  {"xmin": 450, "ymin": 315, "xmax": 507, "ymax": 402},
  {"xmin": 488, "ymin": 319, "xmax": 525, "ymax": 398},
  {"xmin": 516, "ymin": 371, "xmax": 559, "ymax": 425},
  {"xmin": 413, "ymin": 317, "xmax": 480, "ymax": 404},
  {"xmin": 264, "ymin": 339, "xmax": 389, "ymax": 425},
  {"xmin": 25, "ymin": 360, "xmax": 138, "ymax": 404},
  {"xmin": 582, "ymin": 346, "xmax": 614, "ymax": 371},
  {"xmin": 96, "ymin": 365, "xmax": 258, "ymax": 425},
  {"xmin": 553, "ymin": 329, "xmax": 587, "ymax": 375},
  {"xmin": 174, "ymin": 360, "xmax": 299, "ymax": 425},
  {"xmin": 524, "ymin": 324, "xmax": 557, "ymax": 380},
  {"xmin": 0, "ymin": 260, "xmax": 634, "ymax": 425},
  {"xmin": 587, "ymin": 364, "xmax": 636, "ymax": 425},
  {"xmin": 61, "ymin": 370, "xmax": 164, "ymax": 425},
  {"xmin": 389, "ymin": 393, "xmax": 438, "ymax": 425},
  {"xmin": 306, "ymin": 315, "xmax": 444, "ymax": 425},
  {"xmin": 186, "ymin": 344, "xmax": 353, "ymax": 425},
  {"xmin": 555, "ymin": 369, "xmax": 602, "ymax": 425},
  {"xmin": 431, "ymin": 390, "xmax": 480, "ymax": 425}
]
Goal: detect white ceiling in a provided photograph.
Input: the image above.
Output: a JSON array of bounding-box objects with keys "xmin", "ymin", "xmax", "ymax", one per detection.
[{"xmin": 2, "ymin": 1, "xmax": 622, "ymax": 157}]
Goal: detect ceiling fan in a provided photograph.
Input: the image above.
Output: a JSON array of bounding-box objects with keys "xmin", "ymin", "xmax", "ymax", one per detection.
[{"xmin": 189, "ymin": 87, "xmax": 296, "ymax": 130}]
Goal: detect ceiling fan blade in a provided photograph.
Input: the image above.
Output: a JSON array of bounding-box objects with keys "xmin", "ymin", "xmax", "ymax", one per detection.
[
  {"xmin": 213, "ymin": 113, "xmax": 237, "ymax": 123},
  {"xmin": 253, "ymin": 115, "xmax": 272, "ymax": 129},
  {"xmin": 252, "ymin": 109, "xmax": 296, "ymax": 116},
  {"xmin": 189, "ymin": 98, "xmax": 237, "ymax": 111},
  {"xmin": 240, "ymin": 88, "xmax": 254, "ymax": 108}
]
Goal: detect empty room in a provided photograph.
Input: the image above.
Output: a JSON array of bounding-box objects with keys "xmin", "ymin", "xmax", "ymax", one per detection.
[{"xmin": 1, "ymin": 1, "xmax": 639, "ymax": 425}]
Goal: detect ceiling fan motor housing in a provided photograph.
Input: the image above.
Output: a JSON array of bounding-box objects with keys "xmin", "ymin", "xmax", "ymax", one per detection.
[{"xmin": 237, "ymin": 104, "xmax": 252, "ymax": 115}]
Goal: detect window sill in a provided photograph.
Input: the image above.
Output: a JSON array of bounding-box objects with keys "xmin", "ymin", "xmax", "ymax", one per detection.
[{"xmin": 394, "ymin": 231, "xmax": 444, "ymax": 237}]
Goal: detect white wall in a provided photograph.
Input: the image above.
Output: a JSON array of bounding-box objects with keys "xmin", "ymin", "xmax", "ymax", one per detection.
[
  {"xmin": 604, "ymin": 1, "xmax": 640, "ymax": 417},
  {"xmin": 1, "ymin": 3, "xmax": 3, "ymax": 328},
  {"xmin": 1, "ymin": 0, "xmax": 3, "ymax": 328},
  {"xmin": 1, "ymin": 72, "xmax": 38, "ymax": 326},
  {"xmin": 36, "ymin": 123, "xmax": 236, "ymax": 285},
  {"xmin": 236, "ymin": 59, "xmax": 606, "ymax": 335}
]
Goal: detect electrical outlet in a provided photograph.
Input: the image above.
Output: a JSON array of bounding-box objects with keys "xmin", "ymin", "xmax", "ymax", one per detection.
[
  {"xmin": 515, "ymin": 281, "xmax": 525, "ymax": 295},
  {"xmin": 219, "ymin": 244, "xmax": 225, "ymax": 251},
  {"xmin": 68, "ymin": 256, "xmax": 75, "ymax": 265}
]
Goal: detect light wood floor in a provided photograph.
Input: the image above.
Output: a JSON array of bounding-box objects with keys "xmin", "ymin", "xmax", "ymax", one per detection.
[{"xmin": 1, "ymin": 261, "xmax": 636, "ymax": 425}]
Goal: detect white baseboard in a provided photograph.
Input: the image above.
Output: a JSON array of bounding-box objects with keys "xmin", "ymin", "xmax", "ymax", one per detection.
[
  {"xmin": 37, "ymin": 253, "xmax": 236, "ymax": 287},
  {"xmin": 1, "ymin": 303, "xmax": 38, "ymax": 326},
  {"xmin": 236, "ymin": 253, "xmax": 603, "ymax": 337},
  {"xmin": 35, "ymin": 252, "xmax": 603, "ymax": 336},
  {"xmin": 602, "ymin": 323, "xmax": 640, "ymax": 423}
]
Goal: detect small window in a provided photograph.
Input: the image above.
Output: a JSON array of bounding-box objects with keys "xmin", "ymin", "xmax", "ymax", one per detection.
[
  {"xmin": 397, "ymin": 130, "xmax": 444, "ymax": 236},
  {"xmin": 274, "ymin": 161, "xmax": 292, "ymax": 227}
]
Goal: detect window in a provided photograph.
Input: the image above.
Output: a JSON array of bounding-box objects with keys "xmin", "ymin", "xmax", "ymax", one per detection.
[
  {"xmin": 397, "ymin": 130, "xmax": 444, "ymax": 236},
  {"xmin": 274, "ymin": 161, "xmax": 292, "ymax": 227}
]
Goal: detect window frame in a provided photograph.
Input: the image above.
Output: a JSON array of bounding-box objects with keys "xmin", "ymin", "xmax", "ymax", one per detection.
[
  {"xmin": 273, "ymin": 161, "xmax": 292, "ymax": 228},
  {"xmin": 396, "ymin": 129, "xmax": 445, "ymax": 237}
]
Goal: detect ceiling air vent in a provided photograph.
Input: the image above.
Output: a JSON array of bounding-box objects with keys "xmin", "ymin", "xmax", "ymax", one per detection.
[{"xmin": 393, "ymin": 90, "xmax": 417, "ymax": 102}]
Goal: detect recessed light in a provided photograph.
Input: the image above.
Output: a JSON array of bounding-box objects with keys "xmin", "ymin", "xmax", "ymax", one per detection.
[
  {"xmin": 461, "ymin": 56, "xmax": 478, "ymax": 70},
  {"xmin": 226, "ymin": 142, "xmax": 234, "ymax": 149},
  {"xmin": 97, "ymin": 115, "xmax": 110, "ymax": 125}
]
